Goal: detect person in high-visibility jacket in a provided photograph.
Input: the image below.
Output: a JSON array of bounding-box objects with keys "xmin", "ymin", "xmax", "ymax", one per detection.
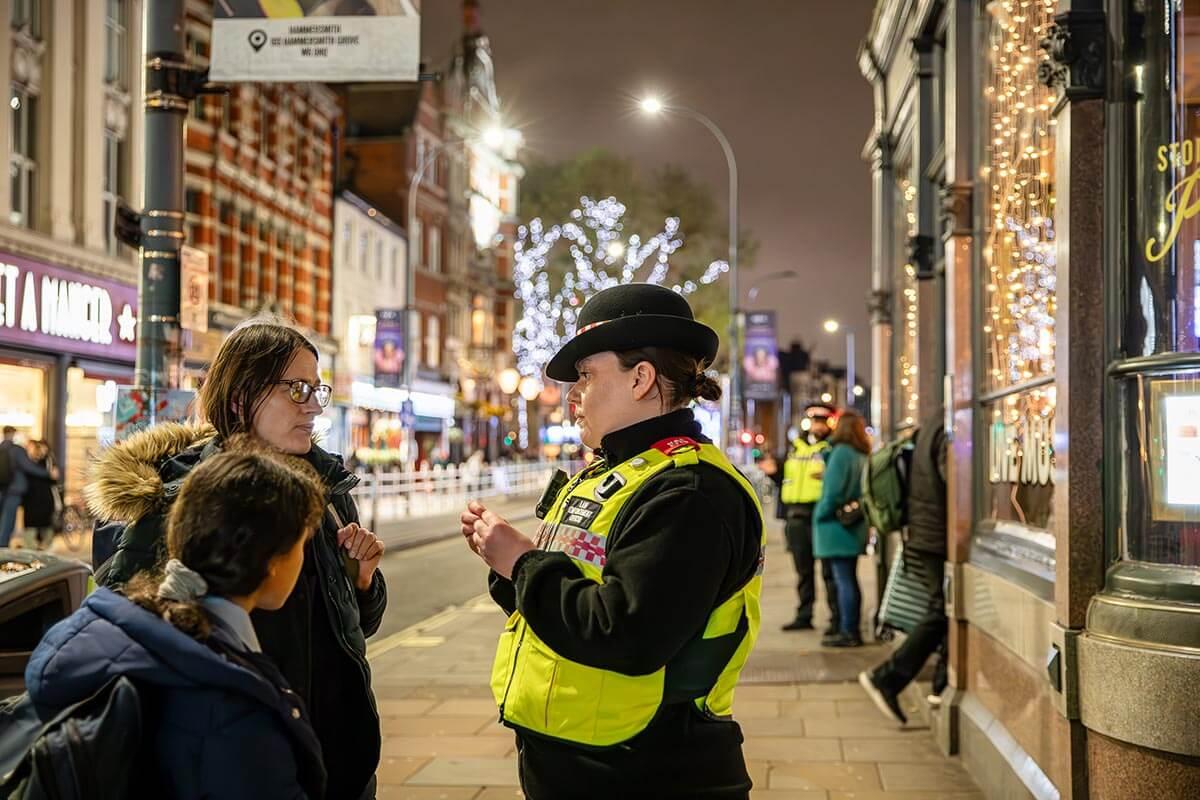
[
  {"xmin": 777, "ymin": 404, "xmax": 840, "ymax": 633},
  {"xmin": 460, "ymin": 283, "xmax": 765, "ymax": 799}
]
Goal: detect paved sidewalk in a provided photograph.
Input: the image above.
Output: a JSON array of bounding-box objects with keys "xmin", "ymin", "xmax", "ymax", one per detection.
[{"xmin": 367, "ymin": 523, "xmax": 983, "ymax": 799}]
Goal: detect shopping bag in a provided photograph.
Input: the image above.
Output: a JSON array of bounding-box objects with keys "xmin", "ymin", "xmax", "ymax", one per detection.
[{"xmin": 876, "ymin": 544, "xmax": 931, "ymax": 636}]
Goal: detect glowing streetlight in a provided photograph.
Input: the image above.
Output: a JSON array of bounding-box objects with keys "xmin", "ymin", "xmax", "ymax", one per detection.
[
  {"xmin": 483, "ymin": 126, "xmax": 506, "ymax": 150},
  {"xmin": 518, "ymin": 376, "xmax": 543, "ymax": 402},
  {"xmin": 821, "ymin": 392, "xmax": 834, "ymax": 404},
  {"xmin": 823, "ymin": 319, "xmax": 840, "ymax": 334},
  {"xmin": 639, "ymin": 96, "xmax": 664, "ymax": 115},
  {"xmin": 853, "ymin": 385, "xmax": 865, "ymax": 398}
]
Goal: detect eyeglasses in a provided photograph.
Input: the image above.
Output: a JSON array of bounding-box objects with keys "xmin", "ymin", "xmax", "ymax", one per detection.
[{"xmin": 277, "ymin": 379, "xmax": 332, "ymax": 408}]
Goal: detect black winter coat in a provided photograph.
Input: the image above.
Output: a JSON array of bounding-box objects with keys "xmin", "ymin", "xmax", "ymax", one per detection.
[
  {"xmin": 21, "ymin": 455, "xmax": 57, "ymax": 529},
  {"xmin": 905, "ymin": 416, "xmax": 948, "ymax": 557},
  {"xmin": 87, "ymin": 423, "xmax": 387, "ymax": 800}
]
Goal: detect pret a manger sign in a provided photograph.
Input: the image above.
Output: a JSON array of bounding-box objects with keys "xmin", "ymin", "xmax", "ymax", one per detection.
[{"xmin": 0, "ymin": 252, "xmax": 138, "ymax": 362}]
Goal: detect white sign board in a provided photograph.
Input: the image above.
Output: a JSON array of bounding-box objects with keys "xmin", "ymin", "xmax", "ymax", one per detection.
[
  {"xmin": 210, "ymin": 0, "xmax": 420, "ymax": 83},
  {"xmin": 180, "ymin": 245, "xmax": 209, "ymax": 333}
]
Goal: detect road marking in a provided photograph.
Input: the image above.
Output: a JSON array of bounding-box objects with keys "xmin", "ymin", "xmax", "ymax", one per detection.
[{"xmin": 367, "ymin": 591, "xmax": 492, "ymax": 661}]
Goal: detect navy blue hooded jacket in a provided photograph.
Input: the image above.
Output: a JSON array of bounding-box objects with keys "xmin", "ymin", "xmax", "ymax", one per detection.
[{"xmin": 25, "ymin": 588, "xmax": 325, "ymax": 800}]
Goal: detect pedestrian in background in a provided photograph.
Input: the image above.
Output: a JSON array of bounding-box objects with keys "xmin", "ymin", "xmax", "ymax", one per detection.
[
  {"xmin": 87, "ymin": 318, "xmax": 387, "ymax": 800},
  {"xmin": 860, "ymin": 411, "xmax": 949, "ymax": 724},
  {"xmin": 0, "ymin": 426, "xmax": 56, "ymax": 548},
  {"xmin": 26, "ymin": 445, "xmax": 328, "ymax": 798},
  {"xmin": 21, "ymin": 441, "xmax": 59, "ymax": 550},
  {"xmin": 770, "ymin": 404, "xmax": 840, "ymax": 633},
  {"xmin": 814, "ymin": 411, "xmax": 871, "ymax": 648}
]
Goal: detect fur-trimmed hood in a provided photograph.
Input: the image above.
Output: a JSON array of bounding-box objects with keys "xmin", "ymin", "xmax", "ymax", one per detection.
[
  {"xmin": 83, "ymin": 422, "xmax": 216, "ymax": 524},
  {"xmin": 83, "ymin": 423, "xmax": 357, "ymax": 525}
]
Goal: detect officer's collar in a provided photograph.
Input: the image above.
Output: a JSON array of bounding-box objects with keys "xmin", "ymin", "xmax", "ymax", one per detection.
[{"xmin": 597, "ymin": 408, "xmax": 707, "ymax": 465}]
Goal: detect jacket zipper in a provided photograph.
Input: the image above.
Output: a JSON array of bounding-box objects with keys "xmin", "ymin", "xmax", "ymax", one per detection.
[{"xmin": 497, "ymin": 461, "xmax": 603, "ymax": 724}]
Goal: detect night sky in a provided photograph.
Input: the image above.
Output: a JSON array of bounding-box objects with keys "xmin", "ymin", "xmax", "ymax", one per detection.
[{"xmin": 421, "ymin": 1, "xmax": 875, "ymax": 373}]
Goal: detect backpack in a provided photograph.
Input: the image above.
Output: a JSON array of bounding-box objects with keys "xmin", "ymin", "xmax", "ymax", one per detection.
[
  {"xmin": 860, "ymin": 433, "xmax": 916, "ymax": 535},
  {"xmin": 0, "ymin": 677, "xmax": 160, "ymax": 800},
  {"xmin": 0, "ymin": 446, "xmax": 13, "ymax": 491}
]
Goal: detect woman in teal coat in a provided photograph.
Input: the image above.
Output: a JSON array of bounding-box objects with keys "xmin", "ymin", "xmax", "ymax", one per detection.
[{"xmin": 813, "ymin": 411, "xmax": 871, "ymax": 647}]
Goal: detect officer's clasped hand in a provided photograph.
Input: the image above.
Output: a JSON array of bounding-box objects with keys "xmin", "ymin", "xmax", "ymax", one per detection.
[{"xmin": 460, "ymin": 500, "xmax": 536, "ymax": 579}]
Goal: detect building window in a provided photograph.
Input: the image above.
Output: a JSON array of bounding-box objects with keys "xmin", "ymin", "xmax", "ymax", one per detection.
[
  {"xmin": 425, "ymin": 314, "xmax": 440, "ymax": 368},
  {"xmin": 358, "ymin": 230, "xmax": 368, "ymax": 272},
  {"xmin": 976, "ymin": 0, "xmax": 1058, "ymax": 541},
  {"xmin": 102, "ymin": 131, "xmax": 124, "ymax": 254},
  {"xmin": 341, "ymin": 219, "xmax": 352, "ymax": 270},
  {"xmin": 11, "ymin": 0, "xmax": 41, "ymax": 38},
  {"xmin": 9, "ymin": 86, "xmax": 37, "ymax": 229},
  {"xmin": 471, "ymin": 295, "xmax": 488, "ymax": 347},
  {"xmin": 428, "ymin": 225, "xmax": 441, "ymax": 273},
  {"xmin": 104, "ymin": 0, "xmax": 127, "ymax": 87},
  {"xmin": 391, "ymin": 245, "xmax": 401, "ymax": 286},
  {"xmin": 375, "ymin": 238, "xmax": 384, "ymax": 280}
]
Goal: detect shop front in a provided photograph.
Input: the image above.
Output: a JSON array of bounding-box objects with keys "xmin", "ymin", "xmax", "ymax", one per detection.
[
  {"xmin": 0, "ymin": 250, "xmax": 138, "ymax": 506},
  {"xmin": 862, "ymin": 0, "xmax": 1200, "ymax": 796}
]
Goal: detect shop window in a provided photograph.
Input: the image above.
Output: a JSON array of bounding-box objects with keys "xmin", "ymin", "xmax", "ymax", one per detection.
[
  {"xmin": 982, "ymin": 0, "xmax": 1058, "ymax": 392},
  {"xmin": 896, "ymin": 170, "xmax": 918, "ymax": 430},
  {"xmin": 1116, "ymin": 0, "xmax": 1200, "ymax": 568},
  {"xmin": 9, "ymin": 86, "xmax": 37, "ymax": 229},
  {"xmin": 428, "ymin": 225, "xmax": 441, "ymax": 274},
  {"xmin": 425, "ymin": 315, "xmax": 440, "ymax": 369},
  {"xmin": 974, "ymin": 0, "xmax": 1059, "ymax": 548},
  {"xmin": 0, "ymin": 362, "xmax": 45, "ymax": 437}
]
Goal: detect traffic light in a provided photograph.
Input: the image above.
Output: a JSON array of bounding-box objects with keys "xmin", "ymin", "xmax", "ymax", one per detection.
[{"xmin": 739, "ymin": 430, "xmax": 753, "ymax": 446}]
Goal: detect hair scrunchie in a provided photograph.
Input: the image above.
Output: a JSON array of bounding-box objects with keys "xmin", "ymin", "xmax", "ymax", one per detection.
[{"xmin": 157, "ymin": 558, "xmax": 209, "ymax": 602}]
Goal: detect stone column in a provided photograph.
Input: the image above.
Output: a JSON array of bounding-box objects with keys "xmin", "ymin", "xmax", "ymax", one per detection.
[
  {"xmin": 867, "ymin": 133, "xmax": 895, "ymax": 438},
  {"xmin": 46, "ymin": 0, "xmax": 75, "ymax": 241},
  {"xmin": 0, "ymin": 0, "xmax": 13, "ymax": 220},
  {"xmin": 1040, "ymin": 3, "xmax": 1107, "ymax": 798},
  {"xmin": 78, "ymin": 0, "xmax": 107, "ymax": 250}
]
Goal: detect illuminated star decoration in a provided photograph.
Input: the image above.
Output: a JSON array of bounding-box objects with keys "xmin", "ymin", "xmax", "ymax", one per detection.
[
  {"xmin": 117, "ymin": 304, "xmax": 137, "ymax": 341},
  {"xmin": 512, "ymin": 196, "xmax": 728, "ymax": 379}
]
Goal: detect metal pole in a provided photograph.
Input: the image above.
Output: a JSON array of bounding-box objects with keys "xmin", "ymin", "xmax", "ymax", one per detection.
[
  {"xmin": 847, "ymin": 331, "xmax": 856, "ymax": 410},
  {"xmin": 136, "ymin": 0, "xmax": 187, "ymax": 408},
  {"xmin": 676, "ymin": 107, "xmax": 739, "ymax": 455}
]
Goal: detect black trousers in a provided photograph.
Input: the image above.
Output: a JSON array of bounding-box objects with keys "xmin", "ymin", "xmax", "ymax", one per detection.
[
  {"xmin": 783, "ymin": 504, "xmax": 838, "ymax": 627},
  {"xmin": 872, "ymin": 547, "xmax": 948, "ymax": 695}
]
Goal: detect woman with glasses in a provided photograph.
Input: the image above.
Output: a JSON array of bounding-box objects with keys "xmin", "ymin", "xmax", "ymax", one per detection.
[{"xmin": 87, "ymin": 317, "xmax": 388, "ymax": 800}]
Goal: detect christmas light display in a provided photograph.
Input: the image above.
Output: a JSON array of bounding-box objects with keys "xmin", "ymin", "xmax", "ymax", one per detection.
[
  {"xmin": 512, "ymin": 195, "xmax": 728, "ymax": 378},
  {"xmin": 896, "ymin": 177, "xmax": 920, "ymax": 428},
  {"xmin": 983, "ymin": 0, "xmax": 1058, "ymax": 390}
]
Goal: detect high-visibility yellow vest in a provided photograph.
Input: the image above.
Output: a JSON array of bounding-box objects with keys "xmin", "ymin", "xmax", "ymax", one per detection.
[
  {"xmin": 780, "ymin": 438, "xmax": 830, "ymax": 505},
  {"xmin": 491, "ymin": 436, "xmax": 766, "ymax": 747}
]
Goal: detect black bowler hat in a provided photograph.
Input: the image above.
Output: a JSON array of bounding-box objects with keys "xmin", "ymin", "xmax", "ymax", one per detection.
[{"xmin": 545, "ymin": 283, "xmax": 720, "ymax": 382}]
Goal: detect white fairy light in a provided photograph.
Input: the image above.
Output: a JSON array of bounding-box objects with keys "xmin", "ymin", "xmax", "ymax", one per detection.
[{"xmin": 512, "ymin": 195, "xmax": 725, "ymax": 377}]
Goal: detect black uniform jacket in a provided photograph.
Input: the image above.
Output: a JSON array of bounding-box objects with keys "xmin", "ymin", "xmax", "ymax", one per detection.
[{"xmin": 488, "ymin": 409, "xmax": 763, "ymax": 799}]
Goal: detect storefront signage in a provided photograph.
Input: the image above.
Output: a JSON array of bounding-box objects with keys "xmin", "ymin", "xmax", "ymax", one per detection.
[
  {"xmin": 0, "ymin": 252, "xmax": 137, "ymax": 363},
  {"xmin": 180, "ymin": 245, "xmax": 209, "ymax": 333},
  {"xmin": 989, "ymin": 412, "xmax": 1054, "ymax": 486},
  {"xmin": 1144, "ymin": 137, "xmax": 1200, "ymax": 262}
]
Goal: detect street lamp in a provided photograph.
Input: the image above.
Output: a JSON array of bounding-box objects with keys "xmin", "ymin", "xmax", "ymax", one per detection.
[
  {"xmin": 639, "ymin": 95, "xmax": 741, "ymax": 454},
  {"xmin": 822, "ymin": 318, "xmax": 856, "ymax": 409},
  {"xmin": 746, "ymin": 269, "xmax": 799, "ymax": 303},
  {"xmin": 498, "ymin": 367, "xmax": 521, "ymax": 396}
]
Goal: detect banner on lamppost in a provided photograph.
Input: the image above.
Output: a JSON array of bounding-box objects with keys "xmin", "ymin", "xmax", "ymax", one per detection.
[
  {"xmin": 179, "ymin": 245, "xmax": 209, "ymax": 333},
  {"xmin": 742, "ymin": 310, "xmax": 780, "ymax": 401},
  {"xmin": 210, "ymin": 0, "xmax": 420, "ymax": 83},
  {"xmin": 373, "ymin": 308, "xmax": 405, "ymax": 389}
]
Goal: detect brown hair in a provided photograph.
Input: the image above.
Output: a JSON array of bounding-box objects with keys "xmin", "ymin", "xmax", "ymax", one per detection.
[
  {"xmin": 125, "ymin": 438, "xmax": 325, "ymax": 639},
  {"xmin": 615, "ymin": 347, "xmax": 722, "ymax": 410},
  {"xmin": 830, "ymin": 411, "xmax": 871, "ymax": 455},
  {"xmin": 199, "ymin": 320, "xmax": 319, "ymax": 439}
]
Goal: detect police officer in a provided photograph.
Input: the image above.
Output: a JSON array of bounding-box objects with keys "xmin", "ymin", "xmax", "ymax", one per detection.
[
  {"xmin": 461, "ymin": 283, "xmax": 765, "ymax": 799},
  {"xmin": 777, "ymin": 404, "xmax": 840, "ymax": 634}
]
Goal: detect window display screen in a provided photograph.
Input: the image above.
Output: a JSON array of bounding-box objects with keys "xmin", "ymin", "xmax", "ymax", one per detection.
[{"xmin": 1162, "ymin": 394, "xmax": 1200, "ymax": 508}]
